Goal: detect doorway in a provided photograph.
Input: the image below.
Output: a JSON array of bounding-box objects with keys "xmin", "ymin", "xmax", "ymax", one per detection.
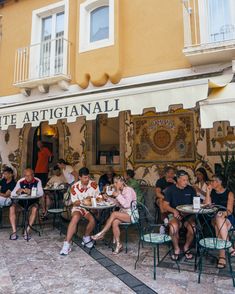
[{"xmin": 32, "ymin": 122, "xmax": 59, "ymax": 171}]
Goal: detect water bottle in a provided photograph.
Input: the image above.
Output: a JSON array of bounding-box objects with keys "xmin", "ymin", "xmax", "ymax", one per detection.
[
  {"xmin": 31, "ymin": 187, "xmax": 37, "ymax": 197},
  {"xmin": 159, "ymin": 225, "xmax": 165, "ymax": 234},
  {"xmin": 91, "ymin": 196, "xmax": 97, "ymax": 207}
]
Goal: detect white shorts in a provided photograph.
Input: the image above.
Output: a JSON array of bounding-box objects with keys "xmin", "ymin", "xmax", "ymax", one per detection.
[
  {"xmin": 71, "ymin": 206, "xmax": 89, "ymax": 217},
  {"xmin": 0, "ymin": 196, "xmax": 11, "ymax": 207}
]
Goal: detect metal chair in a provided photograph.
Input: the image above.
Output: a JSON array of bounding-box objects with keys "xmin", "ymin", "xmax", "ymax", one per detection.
[
  {"xmin": 196, "ymin": 205, "xmax": 235, "ymax": 287},
  {"xmin": 134, "ymin": 201, "xmax": 179, "ymax": 280}
]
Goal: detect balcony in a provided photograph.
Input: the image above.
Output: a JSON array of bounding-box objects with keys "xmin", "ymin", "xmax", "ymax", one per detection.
[
  {"xmin": 13, "ymin": 37, "xmax": 71, "ymax": 93},
  {"xmin": 182, "ymin": 0, "xmax": 235, "ymax": 65}
]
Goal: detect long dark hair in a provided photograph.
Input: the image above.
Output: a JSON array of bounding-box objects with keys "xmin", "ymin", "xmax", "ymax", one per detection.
[{"xmin": 195, "ymin": 167, "xmax": 209, "ymax": 183}]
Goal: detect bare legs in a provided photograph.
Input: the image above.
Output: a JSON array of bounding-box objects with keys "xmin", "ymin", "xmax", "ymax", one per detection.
[
  {"xmin": 92, "ymin": 211, "xmax": 131, "ymax": 240},
  {"xmin": 9, "ymin": 204, "xmax": 17, "ymax": 233},
  {"xmin": 65, "ymin": 212, "xmax": 95, "ymax": 243},
  {"xmin": 214, "ymin": 214, "xmax": 234, "ymax": 266},
  {"xmin": 169, "ymin": 217, "xmax": 195, "ymax": 259},
  {"xmin": 9, "ymin": 204, "xmax": 38, "ymax": 235}
]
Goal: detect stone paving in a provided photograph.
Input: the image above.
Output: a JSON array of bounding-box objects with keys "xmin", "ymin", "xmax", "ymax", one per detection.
[{"xmin": 0, "ymin": 221, "xmax": 235, "ymax": 294}]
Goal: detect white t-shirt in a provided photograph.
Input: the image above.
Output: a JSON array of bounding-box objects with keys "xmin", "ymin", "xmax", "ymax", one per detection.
[
  {"xmin": 196, "ymin": 182, "xmax": 207, "ymax": 200},
  {"xmin": 46, "ymin": 174, "xmax": 66, "ymax": 186},
  {"xmin": 62, "ymin": 165, "xmax": 75, "ymax": 184}
]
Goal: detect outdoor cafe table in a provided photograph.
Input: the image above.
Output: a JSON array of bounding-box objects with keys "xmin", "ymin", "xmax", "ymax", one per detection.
[
  {"xmin": 43, "ymin": 186, "xmax": 67, "ymax": 209},
  {"xmin": 80, "ymin": 201, "xmax": 116, "ymax": 233},
  {"xmin": 43, "ymin": 186, "xmax": 67, "ymax": 229},
  {"xmin": 176, "ymin": 204, "xmax": 218, "ymax": 270},
  {"xmin": 10, "ymin": 194, "xmax": 43, "ymax": 241}
]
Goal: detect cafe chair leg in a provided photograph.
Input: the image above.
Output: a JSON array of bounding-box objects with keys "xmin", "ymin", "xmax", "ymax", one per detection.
[
  {"xmin": 125, "ymin": 225, "xmax": 128, "ymax": 253},
  {"xmin": 135, "ymin": 239, "xmax": 141, "ymax": 270},
  {"xmin": 153, "ymin": 247, "xmax": 156, "ymax": 280},
  {"xmin": 226, "ymin": 250, "xmax": 235, "ymax": 287},
  {"xmin": 198, "ymin": 249, "xmax": 204, "ymax": 284}
]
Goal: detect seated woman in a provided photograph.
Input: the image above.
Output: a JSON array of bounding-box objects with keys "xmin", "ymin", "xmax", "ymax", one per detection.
[
  {"xmin": 92, "ymin": 175, "xmax": 137, "ymax": 254},
  {"xmin": 205, "ymin": 174, "xmax": 235, "ymax": 268},
  {"xmin": 41, "ymin": 165, "xmax": 66, "ymax": 218},
  {"xmin": 193, "ymin": 167, "xmax": 209, "ymax": 202}
]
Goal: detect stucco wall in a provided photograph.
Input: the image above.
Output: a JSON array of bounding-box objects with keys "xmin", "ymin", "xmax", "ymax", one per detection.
[{"xmin": 0, "ymin": 111, "xmax": 223, "ymax": 183}]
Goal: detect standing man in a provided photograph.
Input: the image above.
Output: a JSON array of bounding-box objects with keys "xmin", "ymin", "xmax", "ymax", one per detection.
[
  {"xmin": 10, "ymin": 169, "xmax": 44, "ymax": 240},
  {"xmin": 163, "ymin": 170, "xmax": 196, "ymax": 261},
  {"xmin": 60, "ymin": 167, "xmax": 98, "ymax": 255},
  {"xmin": 155, "ymin": 166, "xmax": 176, "ymax": 213},
  {"xmin": 0, "ymin": 167, "xmax": 16, "ymax": 207},
  {"xmin": 35, "ymin": 141, "xmax": 52, "ymax": 187}
]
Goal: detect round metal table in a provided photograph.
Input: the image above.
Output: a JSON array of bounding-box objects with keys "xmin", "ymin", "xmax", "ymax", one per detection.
[
  {"xmin": 80, "ymin": 201, "xmax": 116, "ymax": 233},
  {"xmin": 176, "ymin": 204, "xmax": 218, "ymax": 271},
  {"xmin": 11, "ymin": 194, "xmax": 43, "ymax": 241},
  {"xmin": 176, "ymin": 204, "xmax": 217, "ymax": 215}
]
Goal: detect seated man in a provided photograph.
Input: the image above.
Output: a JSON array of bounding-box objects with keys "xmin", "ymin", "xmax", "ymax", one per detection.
[
  {"xmin": 60, "ymin": 167, "xmax": 99, "ymax": 255},
  {"xmin": 155, "ymin": 166, "xmax": 176, "ymax": 214},
  {"xmin": 10, "ymin": 168, "xmax": 44, "ymax": 240},
  {"xmin": 98, "ymin": 166, "xmax": 116, "ymax": 192},
  {"xmin": 0, "ymin": 166, "xmax": 16, "ymax": 207},
  {"xmin": 125, "ymin": 169, "xmax": 143, "ymax": 203},
  {"xmin": 41, "ymin": 165, "xmax": 67, "ymax": 217},
  {"xmin": 163, "ymin": 170, "xmax": 196, "ymax": 260}
]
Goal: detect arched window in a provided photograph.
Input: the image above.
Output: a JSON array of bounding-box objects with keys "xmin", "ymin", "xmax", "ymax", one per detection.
[
  {"xmin": 79, "ymin": 0, "xmax": 114, "ymax": 52},
  {"xmin": 90, "ymin": 6, "xmax": 109, "ymax": 42}
]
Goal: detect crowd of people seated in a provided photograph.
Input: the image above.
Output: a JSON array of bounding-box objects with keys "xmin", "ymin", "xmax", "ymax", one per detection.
[
  {"xmin": 0, "ymin": 161, "xmax": 234, "ymax": 268},
  {"xmin": 155, "ymin": 166, "xmax": 235, "ymax": 267}
]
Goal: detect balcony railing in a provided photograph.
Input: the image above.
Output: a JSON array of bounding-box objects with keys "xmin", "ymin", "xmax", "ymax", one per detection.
[
  {"xmin": 14, "ymin": 37, "xmax": 71, "ymax": 88},
  {"xmin": 182, "ymin": 0, "xmax": 235, "ymax": 65}
]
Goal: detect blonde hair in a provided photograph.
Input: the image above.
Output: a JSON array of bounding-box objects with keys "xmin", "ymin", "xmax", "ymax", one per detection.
[{"xmin": 113, "ymin": 175, "xmax": 127, "ymax": 186}]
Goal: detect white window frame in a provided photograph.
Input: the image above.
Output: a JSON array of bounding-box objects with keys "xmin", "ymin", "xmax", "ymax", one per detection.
[
  {"xmin": 29, "ymin": 0, "xmax": 69, "ymax": 79},
  {"xmin": 198, "ymin": 0, "xmax": 235, "ymax": 44},
  {"xmin": 79, "ymin": 0, "xmax": 114, "ymax": 53}
]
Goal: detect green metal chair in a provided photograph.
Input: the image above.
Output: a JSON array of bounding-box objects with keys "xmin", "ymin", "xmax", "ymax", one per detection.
[
  {"xmin": 196, "ymin": 205, "xmax": 235, "ymax": 287},
  {"xmin": 134, "ymin": 201, "xmax": 179, "ymax": 280}
]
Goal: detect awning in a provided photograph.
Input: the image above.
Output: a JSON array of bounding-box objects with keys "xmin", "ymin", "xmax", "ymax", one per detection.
[
  {"xmin": 0, "ymin": 79, "xmax": 211, "ymax": 130},
  {"xmin": 200, "ymin": 82, "xmax": 235, "ymax": 128}
]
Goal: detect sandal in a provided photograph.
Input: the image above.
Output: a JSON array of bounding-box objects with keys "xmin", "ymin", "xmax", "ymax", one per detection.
[
  {"xmin": 229, "ymin": 249, "xmax": 235, "ymax": 257},
  {"xmin": 171, "ymin": 252, "xmax": 180, "ymax": 261},
  {"xmin": 9, "ymin": 232, "xmax": 18, "ymax": 240},
  {"xmin": 91, "ymin": 232, "xmax": 105, "ymax": 241},
  {"xmin": 23, "ymin": 233, "xmax": 31, "ymax": 241},
  {"xmin": 184, "ymin": 249, "xmax": 194, "ymax": 260},
  {"xmin": 217, "ymin": 257, "xmax": 226, "ymax": 269},
  {"xmin": 113, "ymin": 242, "xmax": 123, "ymax": 255}
]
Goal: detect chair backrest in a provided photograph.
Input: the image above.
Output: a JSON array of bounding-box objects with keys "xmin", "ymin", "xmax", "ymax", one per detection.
[
  {"xmin": 131, "ymin": 201, "xmax": 155, "ymax": 236},
  {"xmin": 196, "ymin": 205, "xmax": 232, "ymax": 248}
]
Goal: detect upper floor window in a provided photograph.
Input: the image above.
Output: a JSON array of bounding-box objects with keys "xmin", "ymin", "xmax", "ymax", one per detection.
[
  {"xmin": 30, "ymin": 1, "xmax": 69, "ymax": 79},
  {"xmin": 79, "ymin": 0, "xmax": 114, "ymax": 53},
  {"xmin": 199, "ymin": 0, "xmax": 235, "ymax": 43},
  {"xmin": 90, "ymin": 6, "xmax": 109, "ymax": 42}
]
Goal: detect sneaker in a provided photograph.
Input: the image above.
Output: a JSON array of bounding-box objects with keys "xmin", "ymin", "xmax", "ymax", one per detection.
[
  {"xmin": 60, "ymin": 241, "xmax": 71, "ymax": 255},
  {"xmin": 82, "ymin": 236, "xmax": 94, "ymax": 249}
]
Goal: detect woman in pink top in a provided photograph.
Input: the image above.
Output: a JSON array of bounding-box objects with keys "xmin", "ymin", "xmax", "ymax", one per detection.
[{"xmin": 92, "ymin": 175, "xmax": 137, "ymax": 254}]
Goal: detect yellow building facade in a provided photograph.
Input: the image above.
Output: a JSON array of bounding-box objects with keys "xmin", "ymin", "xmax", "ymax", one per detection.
[{"xmin": 0, "ymin": 0, "xmax": 235, "ymax": 185}]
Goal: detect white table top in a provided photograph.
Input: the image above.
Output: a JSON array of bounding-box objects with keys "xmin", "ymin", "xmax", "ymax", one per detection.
[
  {"xmin": 11, "ymin": 194, "xmax": 43, "ymax": 200},
  {"xmin": 43, "ymin": 187, "xmax": 66, "ymax": 191},
  {"xmin": 80, "ymin": 202, "xmax": 116, "ymax": 210},
  {"xmin": 176, "ymin": 204, "xmax": 217, "ymax": 214}
]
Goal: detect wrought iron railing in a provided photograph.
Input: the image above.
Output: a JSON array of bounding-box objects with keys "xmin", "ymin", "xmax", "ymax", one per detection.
[{"xmin": 14, "ymin": 37, "xmax": 71, "ymax": 85}]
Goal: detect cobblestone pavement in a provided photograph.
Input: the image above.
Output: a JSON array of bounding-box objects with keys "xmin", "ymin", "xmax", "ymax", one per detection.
[{"xmin": 0, "ymin": 224, "xmax": 235, "ymax": 294}]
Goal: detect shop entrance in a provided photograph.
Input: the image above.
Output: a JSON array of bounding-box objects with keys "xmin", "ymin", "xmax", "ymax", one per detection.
[{"xmin": 32, "ymin": 122, "xmax": 59, "ymax": 171}]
